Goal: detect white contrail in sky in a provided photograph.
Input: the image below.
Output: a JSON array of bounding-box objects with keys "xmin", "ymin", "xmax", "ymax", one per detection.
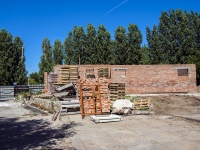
[{"xmin": 101, "ymin": 0, "xmax": 128, "ymax": 17}]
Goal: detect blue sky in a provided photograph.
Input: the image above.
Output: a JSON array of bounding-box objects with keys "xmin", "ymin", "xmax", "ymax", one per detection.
[{"xmin": 0, "ymin": 0, "xmax": 199, "ymax": 75}]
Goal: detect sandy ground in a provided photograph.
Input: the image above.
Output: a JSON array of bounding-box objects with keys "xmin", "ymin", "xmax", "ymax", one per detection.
[{"xmin": 1, "ymin": 94, "xmax": 200, "ymax": 150}]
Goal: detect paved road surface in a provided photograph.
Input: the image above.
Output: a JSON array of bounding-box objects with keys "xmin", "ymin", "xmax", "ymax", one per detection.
[
  {"xmin": 64, "ymin": 114, "xmax": 200, "ymax": 150},
  {"xmin": 0, "ymin": 99, "xmax": 75, "ymax": 150}
]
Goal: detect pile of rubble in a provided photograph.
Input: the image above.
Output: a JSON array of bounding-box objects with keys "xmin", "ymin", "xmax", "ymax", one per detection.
[{"xmin": 53, "ymin": 83, "xmax": 80, "ymax": 115}]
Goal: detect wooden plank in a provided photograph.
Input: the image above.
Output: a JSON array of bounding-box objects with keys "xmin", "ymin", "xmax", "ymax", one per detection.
[{"xmin": 56, "ymin": 83, "xmax": 74, "ymax": 91}]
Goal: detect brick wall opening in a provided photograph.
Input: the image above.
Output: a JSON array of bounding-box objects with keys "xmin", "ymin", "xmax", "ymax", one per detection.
[{"xmin": 177, "ymin": 69, "xmax": 189, "ymax": 76}]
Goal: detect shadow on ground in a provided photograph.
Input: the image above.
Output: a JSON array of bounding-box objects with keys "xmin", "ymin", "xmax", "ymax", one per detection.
[{"xmin": 0, "ymin": 117, "xmax": 81, "ymax": 150}]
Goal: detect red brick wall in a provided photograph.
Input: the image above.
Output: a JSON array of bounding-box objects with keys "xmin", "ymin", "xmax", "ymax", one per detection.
[{"xmin": 55, "ymin": 64, "xmax": 197, "ymax": 94}]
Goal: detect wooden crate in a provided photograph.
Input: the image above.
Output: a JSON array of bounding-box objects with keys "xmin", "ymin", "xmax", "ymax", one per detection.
[{"xmin": 133, "ymin": 99, "xmax": 150, "ymax": 110}]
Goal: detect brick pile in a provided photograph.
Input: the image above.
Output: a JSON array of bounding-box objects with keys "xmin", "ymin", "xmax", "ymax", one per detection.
[{"xmin": 78, "ymin": 67, "xmax": 112, "ymax": 118}]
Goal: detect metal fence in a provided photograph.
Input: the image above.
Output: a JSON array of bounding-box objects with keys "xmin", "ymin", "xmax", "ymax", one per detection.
[
  {"xmin": 0, "ymin": 85, "xmax": 44, "ymax": 99},
  {"xmin": 0, "ymin": 86, "xmax": 14, "ymax": 99}
]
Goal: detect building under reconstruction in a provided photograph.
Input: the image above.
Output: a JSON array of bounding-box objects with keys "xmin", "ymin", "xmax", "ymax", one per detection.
[{"xmin": 42, "ymin": 64, "xmax": 197, "ymax": 118}]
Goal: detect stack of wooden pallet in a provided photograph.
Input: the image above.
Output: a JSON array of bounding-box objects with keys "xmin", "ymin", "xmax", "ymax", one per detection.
[
  {"xmin": 57, "ymin": 66, "xmax": 78, "ymax": 84},
  {"xmin": 98, "ymin": 68, "xmax": 110, "ymax": 78},
  {"xmin": 59, "ymin": 66, "xmax": 70, "ymax": 84},
  {"xmin": 109, "ymin": 83, "xmax": 125, "ymax": 101},
  {"xmin": 69, "ymin": 66, "xmax": 78, "ymax": 83}
]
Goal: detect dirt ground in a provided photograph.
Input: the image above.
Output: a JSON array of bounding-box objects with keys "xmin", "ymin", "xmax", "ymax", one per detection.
[
  {"xmin": 1, "ymin": 94, "xmax": 200, "ymax": 150},
  {"xmin": 147, "ymin": 95, "xmax": 200, "ymax": 116},
  {"xmin": 63, "ymin": 95, "xmax": 200, "ymax": 150}
]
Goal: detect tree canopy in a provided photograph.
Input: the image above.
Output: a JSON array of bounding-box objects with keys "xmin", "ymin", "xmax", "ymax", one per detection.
[
  {"xmin": 0, "ymin": 29, "xmax": 27, "ymax": 85},
  {"xmin": 2, "ymin": 9, "xmax": 200, "ymax": 85}
]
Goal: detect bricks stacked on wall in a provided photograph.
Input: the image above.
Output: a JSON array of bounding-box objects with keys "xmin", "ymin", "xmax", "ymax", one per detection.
[{"xmin": 109, "ymin": 83, "xmax": 125, "ymax": 101}]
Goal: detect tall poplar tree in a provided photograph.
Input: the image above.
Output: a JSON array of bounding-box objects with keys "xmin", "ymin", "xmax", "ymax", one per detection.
[
  {"xmin": 114, "ymin": 26, "xmax": 128, "ymax": 65},
  {"xmin": 85, "ymin": 23, "xmax": 97, "ymax": 64},
  {"xmin": 147, "ymin": 10, "xmax": 200, "ymax": 82},
  {"xmin": 96, "ymin": 25, "xmax": 112, "ymax": 64},
  {"xmin": 0, "ymin": 29, "xmax": 27, "ymax": 85},
  {"xmin": 140, "ymin": 44, "xmax": 151, "ymax": 64},
  {"xmin": 38, "ymin": 38, "xmax": 53, "ymax": 83},
  {"xmin": 73, "ymin": 26, "xmax": 86, "ymax": 64},
  {"xmin": 64, "ymin": 31, "xmax": 75, "ymax": 64},
  {"xmin": 146, "ymin": 25, "xmax": 162, "ymax": 64},
  {"xmin": 53, "ymin": 39, "xmax": 63, "ymax": 65},
  {"xmin": 126, "ymin": 24, "xmax": 142, "ymax": 64},
  {"xmin": 0, "ymin": 29, "xmax": 13, "ymax": 85},
  {"xmin": 13, "ymin": 37, "xmax": 27, "ymax": 85}
]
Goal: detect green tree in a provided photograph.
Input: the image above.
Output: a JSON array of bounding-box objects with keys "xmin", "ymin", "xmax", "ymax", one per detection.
[
  {"xmin": 96, "ymin": 25, "xmax": 112, "ymax": 64},
  {"xmin": 114, "ymin": 26, "xmax": 128, "ymax": 65},
  {"xmin": 0, "ymin": 29, "xmax": 27, "ymax": 85},
  {"xmin": 53, "ymin": 39, "xmax": 63, "ymax": 65},
  {"xmin": 29, "ymin": 72, "xmax": 40, "ymax": 84},
  {"xmin": 126, "ymin": 24, "xmax": 142, "ymax": 64},
  {"xmin": 147, "ymin": 10, "xmax": 200, "ymax": 83},
  {"xmin": 85, "ymin": 23, "xmax": 97, "ymax": 64},
  {"xmin": 146, "ymin": 25, "xmax": 162, "ymax": 64},
  {"xmin": 64, "ymin": 31, "xmax": 75, "ymax": 64},
  {"xmin": 0, "ymin": 29, "xmax": 13, "ymax": 85},
  {"xmin": 73, "ymin": 26, "xmax": 86, "ymax": 64},
  {"xmin": 13, "ymin": 37, "xmax": 27, "ymax": 85},
  {"xmin": 38, "ymin": 38, "xmax": 53, "ymax": 83},
  {"xmin": 140, "ymin": 44, "xmax": 151, "ymax": 64}
]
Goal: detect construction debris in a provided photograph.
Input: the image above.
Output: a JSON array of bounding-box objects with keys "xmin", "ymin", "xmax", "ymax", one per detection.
[
  {"xmin": 90, "ymin": 114, "xmax": 122, "ymax": 123},
  {"xmin": 53, "ymin": 83, "xmax": 80, "ymax": 115},
  {"xmin": 112, "ymin": 99, "xmax": 133, "ymax": 114},
  {"xmin": 132, "ymin": 110, "xmax": 150, "ymax": 115},
  {"xmin": 42, "ymin": 66, "xmax": 130, "ymax": 119}
]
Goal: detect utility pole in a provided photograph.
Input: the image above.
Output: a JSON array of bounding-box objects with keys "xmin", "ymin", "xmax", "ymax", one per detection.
[
  {"xmin": 21, "ymin": 45, "xmax": 24, "ymax": 61},
  {"xmin": 79, "ymin": 52, "xmax": 80, "ymax": 65}
]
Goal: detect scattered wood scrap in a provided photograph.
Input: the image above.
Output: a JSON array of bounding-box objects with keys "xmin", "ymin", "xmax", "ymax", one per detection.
[{"xmin": 53, "ymin": 83, "xmax": 80, "ymax": 115}]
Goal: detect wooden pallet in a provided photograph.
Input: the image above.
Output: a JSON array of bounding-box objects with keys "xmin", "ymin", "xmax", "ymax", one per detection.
[
  {"xmin": 133, "ymin": 99, "xmax": 150, "ymax": 110},
  {"xmin": 109, "ymin": 83, "xmax": 125, "ymax": 101}
]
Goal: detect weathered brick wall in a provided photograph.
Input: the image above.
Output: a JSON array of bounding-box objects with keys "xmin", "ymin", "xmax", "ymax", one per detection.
[{"xmin": 55, "ymin": 64, "xmax": 197, "ymax": 94}]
